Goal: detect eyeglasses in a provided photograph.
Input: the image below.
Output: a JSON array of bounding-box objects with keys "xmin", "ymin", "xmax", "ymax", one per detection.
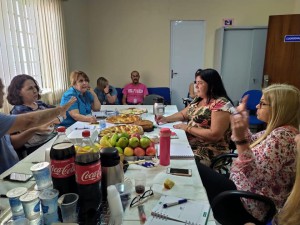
[
  {"xmin": 130, "ymin": 189, "xmax": 154, "ymax": 207},
  {"xmin": 258, "ymin": 101, "xmax": 270, "ymax": 109}
]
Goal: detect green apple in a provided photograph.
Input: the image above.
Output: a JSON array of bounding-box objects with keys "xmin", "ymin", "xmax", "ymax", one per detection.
[
  {"xmin": 140, "ymin": 137, "xmax": 151, "ymax": 149},
  {"xmin": 129, "ymin": 137, "xmax": 140, "ymax": 148},
  {"xmin": 116, "ymin": 137, "xmax": 129, "ymax": 149},
  {"xmin": 115, "ymin": 146, "xmax": 123, "ymax": 154}
]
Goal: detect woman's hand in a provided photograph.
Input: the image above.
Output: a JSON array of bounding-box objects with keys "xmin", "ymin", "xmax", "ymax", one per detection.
[
  {"xmin": 155, "ymin": 115, "xmax": 168, "ymax": 124},
  {"xmin": 35, "ymin": 123, "xmax": 54, "ymax": 134},
  {"xmin": 236, "ymin": 95, "xmax": 248, "ymax": 112},
  {"xmin": 230, "ymin": 111, "xmax": 249, "ymax": 141},
  {"xmin": 173, "ymin": 123, "xmax": 188, "ymax": 131},
  {"xmin": 59, "ymin": 96, "xmax": 77, "ymax": 118},
  {"xmin": 89, "ymin": 116, "xmax": 98, "ymax": 124}
]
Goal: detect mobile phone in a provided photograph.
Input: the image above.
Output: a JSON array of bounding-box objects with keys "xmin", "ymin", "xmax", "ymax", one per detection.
[
  {"xmin": 166, "ymin": 168, "xmax": 192, "ymax": 177},
  {"xmin": 3, "ymin": 172, "xmax": 33, "ymax": 182}
]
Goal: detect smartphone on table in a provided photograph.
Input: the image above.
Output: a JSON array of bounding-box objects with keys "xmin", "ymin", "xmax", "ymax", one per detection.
[
  {"xmin": 166, "ymin": 168, "xmax": 192, "ymax": 177},
  {"xmin": 3, "ymin": 172, "xmax": 33, "ymax": 182}
]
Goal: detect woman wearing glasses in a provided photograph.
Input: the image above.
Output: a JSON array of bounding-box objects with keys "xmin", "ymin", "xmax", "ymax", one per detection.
[
  {"xmin": 60, "ymin": 71, "xmax": 101, "ymax": 127},
  {"xmin": 156, "ymin": 68, "xmax": 234, "ymax": 166},
  {"xmin": 198, "ymin": 84, "xmax": 300, "ymax": 225}
]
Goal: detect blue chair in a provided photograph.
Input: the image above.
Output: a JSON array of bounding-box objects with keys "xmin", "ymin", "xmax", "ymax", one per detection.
[
  {"xmin": 241, "ymin": 90, "xmax": 265, "ymax": 131},
  {"xmin": 115, "ymin": 88, "xmax": 123, "ymax": 105},
  {"xmin": 147, "ymin": 87, "xmax": 171, "ymax": 105}
]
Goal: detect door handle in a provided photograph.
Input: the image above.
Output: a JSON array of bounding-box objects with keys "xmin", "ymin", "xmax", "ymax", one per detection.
[
  {"xmin": 171, "ymin": 70, "xmax": 178, "ymax": 78},
  {"xmin": 263, "ymin": 75, "xmax": 269, "ymax": 87}
]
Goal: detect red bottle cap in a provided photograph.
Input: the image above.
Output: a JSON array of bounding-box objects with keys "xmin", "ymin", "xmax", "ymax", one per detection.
[
  {"xmin": 82, "ymin": 130, "xmax": 91, "ymax": 137},
  {"xmin": 56, "ymin": 126, "xmax": 66, "ymax": 132},
  {"xmin": 160, "ymin": 128, "xmax": 171, "ymax": 134}
]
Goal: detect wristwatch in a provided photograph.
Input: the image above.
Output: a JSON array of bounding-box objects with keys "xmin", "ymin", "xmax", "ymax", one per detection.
[{"xmin": 57, "ymin": 115, "xmax": 64, "ymax": 123}]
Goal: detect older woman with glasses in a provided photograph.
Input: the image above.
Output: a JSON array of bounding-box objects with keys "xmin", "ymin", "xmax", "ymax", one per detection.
[
  {"xmin": 197, "ymin": 84, "xmax": 300, "ymax": 225},
  {"xmin": 60, "ymin": 71, "xmax": 101, "ymax": 127}
]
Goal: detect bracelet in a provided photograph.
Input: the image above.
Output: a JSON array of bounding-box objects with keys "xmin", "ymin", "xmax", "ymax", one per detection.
[
  {"xmin": 57, "ymin": 115, "xmax": 64, "ymax": 123},
  {"xmin": 234, "ymin": 139, "xmax": 249, "ymax": 145}
]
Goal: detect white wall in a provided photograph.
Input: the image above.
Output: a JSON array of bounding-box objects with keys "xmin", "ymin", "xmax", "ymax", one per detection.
[{"xmin": 62, "ymin": 0, "xmax": 296, "ymax": 88}]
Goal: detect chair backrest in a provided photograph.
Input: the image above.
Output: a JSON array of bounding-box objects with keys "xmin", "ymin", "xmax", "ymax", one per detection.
[
  {"xmin": 241, "ymin": 89, "xmax": 262, "ymax": 110},
  {"xmin": 211, "ymin": 190, "xmax": 277, "ymax": 224},
  {"xmin": 143, "ymin": 94, "xmax": 164, "ymax": 105},
  {"xmin": 115, "ymin": 88, "xmax": 123, "ymax": 104},
  {"xmin": 147, "ymin": 87, "xmax": 171, "ymax": 105}
]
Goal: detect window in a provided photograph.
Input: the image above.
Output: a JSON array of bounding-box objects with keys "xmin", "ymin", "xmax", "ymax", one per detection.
[{"xmin": 0, "ymin": 0, "xmax": 69, "ymax": 113}]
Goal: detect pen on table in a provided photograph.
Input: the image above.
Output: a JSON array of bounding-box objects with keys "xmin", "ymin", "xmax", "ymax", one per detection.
[
  {"xmin": 75, "ymin": 127, "xmax": 90, "ymax": 130},
  {"xmin": 163, "ymin": 199, "xmax": 188, "ymax": 208},
  {"xmin": 138, "ymin": 205, "xmax": 147, "ymax": 223}
]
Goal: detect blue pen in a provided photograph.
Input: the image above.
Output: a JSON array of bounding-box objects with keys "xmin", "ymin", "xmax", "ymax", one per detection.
[{"xmin": 163, "ymin": 199, "xmax": 188, "ymax": 208}]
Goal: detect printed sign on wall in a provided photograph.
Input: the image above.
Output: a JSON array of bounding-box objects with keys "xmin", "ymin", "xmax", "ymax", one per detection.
[{"xmin": 223, "ymin": 18, "xmax": 234, "ymax": 26}]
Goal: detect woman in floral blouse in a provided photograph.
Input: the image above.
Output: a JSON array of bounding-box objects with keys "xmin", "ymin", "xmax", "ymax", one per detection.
[
  {"xmin": 198, "ymin": 84, "xmax": 300, "ymax": 225},
  {"xmin": 155, "ymin": 68, "xmax": 234, "ymax": 166}
]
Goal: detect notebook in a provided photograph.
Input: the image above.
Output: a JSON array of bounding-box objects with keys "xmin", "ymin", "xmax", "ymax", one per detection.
[
  {"xmin": 157, "ymin": 142, "xmax": 194, "ymax": 159},
  {"xmin": 145, "ymin": 195, "xmax": 210, "ymax": 225}
]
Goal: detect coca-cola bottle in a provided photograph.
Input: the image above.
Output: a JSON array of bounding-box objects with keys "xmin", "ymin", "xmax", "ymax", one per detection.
[
  {"xmin": 75, "ymin": 130, "xmax": 102, "ymax": 225},
  {"xmin": 50, "ymin": 126, "xmax": 77, "ymax": 196}
]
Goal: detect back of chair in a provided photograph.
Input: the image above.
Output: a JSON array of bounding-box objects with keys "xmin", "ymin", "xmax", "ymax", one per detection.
[
  {"xmin": 241, "ymin": 89, "xmax": 262, "ymax": 111},
  {"xmin": 143, "ymin": 94, "xmax": 164, "ymax": 105},
  {"xmin": 211, "ymin": 190, "xmax": 277, "ymax": 225},
  {"xmin": 115, "ymin": 88, "xmax": 123, "ymax": 104},
  {"xmin": 148, "ymin": 87, "xmax": 171, "ymax": 105}
]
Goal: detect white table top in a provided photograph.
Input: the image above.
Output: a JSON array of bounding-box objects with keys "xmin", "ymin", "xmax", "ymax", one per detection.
[{"xmin": 0, "ymin": 105, "xmax": 216, "ymax": 224}]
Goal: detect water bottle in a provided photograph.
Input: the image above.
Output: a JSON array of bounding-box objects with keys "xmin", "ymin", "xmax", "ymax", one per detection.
[
  {"xmin": 159, "ymin": 128, "xmax": 171, "ymax": 166},
  {"xmin": 100, "ymin": 119, "xmax": 106, "ymax": 131}
]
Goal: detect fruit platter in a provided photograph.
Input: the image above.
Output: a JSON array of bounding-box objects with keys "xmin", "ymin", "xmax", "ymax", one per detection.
[
  {"xmin": 106, "ymin": 114, "xmax": 141, "ymax": 124},
  {"xmin": 99, "ymin": 132, "xmax": 157, "ymax": 160},
  {"xmin": 99, "ymin": 124, "xmax": 144, "ymax": 137},
  {"xmin": 119, "ymin": 108, "xmax": 148, "ymax": 115}
]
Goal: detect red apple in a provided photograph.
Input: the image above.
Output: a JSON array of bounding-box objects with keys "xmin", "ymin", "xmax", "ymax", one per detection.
[
  {"xmin": 134, "ymin": 147, "xmax": 145, "ymax": 156},
  {"xmin": 146, "ymin": 146, "xmax": 156, "ymax": 156},
  {"xmin": 131, "ymin": 133, "xmax": 141, "ymax": 139}
]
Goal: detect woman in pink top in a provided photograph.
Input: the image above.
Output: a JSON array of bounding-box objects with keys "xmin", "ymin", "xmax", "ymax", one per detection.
[{"xmin": 197, "ymin": 84, "xmax": 300, "ymax": 225}]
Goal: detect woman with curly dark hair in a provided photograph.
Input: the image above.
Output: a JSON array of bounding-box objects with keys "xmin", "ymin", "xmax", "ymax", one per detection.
[
  {"xmin": 7, "ymin": 74, "xmax": 60, "ymax": 156},
  {"xmin": 155, "ymin": 68, "xmax": 234, "ymax": 166}
]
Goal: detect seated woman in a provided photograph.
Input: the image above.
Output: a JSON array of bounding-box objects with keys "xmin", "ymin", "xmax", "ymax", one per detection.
[
  {"xmin": 60, "ymin": 70, "xmax": 101, "ymax": 127},
  {"xmin": 188, "ymin": 69, "xmax": 202, "ymax": 99},
  {"xmin": 156, "ymin": 68, "xmax": 234, "ymax": 166},
  {"xmin": 94, "ymin": 77, "xmax": 119, "ymax": 105},
  {"xmin": 245, "ymin": 133, "xmax": 300, "ymax": 225},
  {"xmin": 198, "ymin": 84, "xmax": 300, "ymax": 225},
  {"xmin": 7, "ymin": 74, "xmax": 59, "ymax": 156}
]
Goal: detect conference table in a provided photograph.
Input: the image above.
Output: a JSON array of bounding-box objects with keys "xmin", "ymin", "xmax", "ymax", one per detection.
[{"xmin": 0, "ymin": 105, "xmax": 216, "ymax": 225}]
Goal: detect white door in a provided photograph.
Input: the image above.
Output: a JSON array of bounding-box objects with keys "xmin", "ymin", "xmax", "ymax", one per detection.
[
  {"xmin": 170, "ymin": 21, "xmax": 205, "ymax": 111},
  {"xmin": 214, "ymin": 27, "xmax": 267, "ymax": 103}
]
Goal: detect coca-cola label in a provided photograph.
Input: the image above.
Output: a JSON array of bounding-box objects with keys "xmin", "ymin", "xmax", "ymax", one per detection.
[
  {"xmin": 50, "ymin": 158, "xmax": 75, "ymax": 178},
  {"xmin": 75, "ymin": 161, "xmax": 102, "ymax": 185}
]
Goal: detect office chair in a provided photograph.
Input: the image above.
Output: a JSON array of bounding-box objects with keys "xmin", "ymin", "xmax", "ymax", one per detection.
[
  {"xmin": 147, "ymin": 87, "xmax": 171, "ymax": 105},
  {"xmin": 143, "ymin": 94, "xmax": 164, "ymax": 105},
  {"xmin": 115, "ymin": 88, "xmax": 123, "ymax": 104},
  {"xmin": 212, "ymin": 190, "xmax": 276, "ymax": 225},
  {"xmin": 241, "ymin": 90, "xmax": 265, "ymax": 132}
]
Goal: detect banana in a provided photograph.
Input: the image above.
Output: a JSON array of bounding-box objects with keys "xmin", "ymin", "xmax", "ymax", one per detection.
[
  {"xmin": 109, "ymin": 133, "xmax": 119, "ymax": 147},
  {"xmin": 100, "ymin": 135, "xmax": 112, "ymax": 147}
]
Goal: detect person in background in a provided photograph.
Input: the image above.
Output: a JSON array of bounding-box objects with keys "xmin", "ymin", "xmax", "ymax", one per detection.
[
  {"xmin": 245, "ymin": 134, "xmax": 300, "ymax": 225},
  {"xmin": 122, "ymin": 70, "xmax": 148, "ymax": 105},
  {"xmin": 7, "ymin": 75, "xmax": 60, "ymax": 157},
  {"xmin": 60, "ymin": 70, "xmax": 101, "ymax": 127},
  {"xmin": 94, "ymin": 77, "xmax": 119, "ymax": 105},
  {"xmin": 0, "ymin": 78, "xmax": 76, "ymax": 174},
  {"xmin": 188, "ymin": 69, "xmax": 202, "ymax": 99},
  {"xmin": 155, "ymin": 68, "xmax": 234, "ymax": 166},
  {"xmin": 198, "ymin": 84, "xmax": 300, "ymax": 225}
]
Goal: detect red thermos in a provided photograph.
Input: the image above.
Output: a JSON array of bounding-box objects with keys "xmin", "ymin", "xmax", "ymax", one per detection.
[{"xmin": 159, "ymin": 128, "xmax": 171, "ymax": 166}]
